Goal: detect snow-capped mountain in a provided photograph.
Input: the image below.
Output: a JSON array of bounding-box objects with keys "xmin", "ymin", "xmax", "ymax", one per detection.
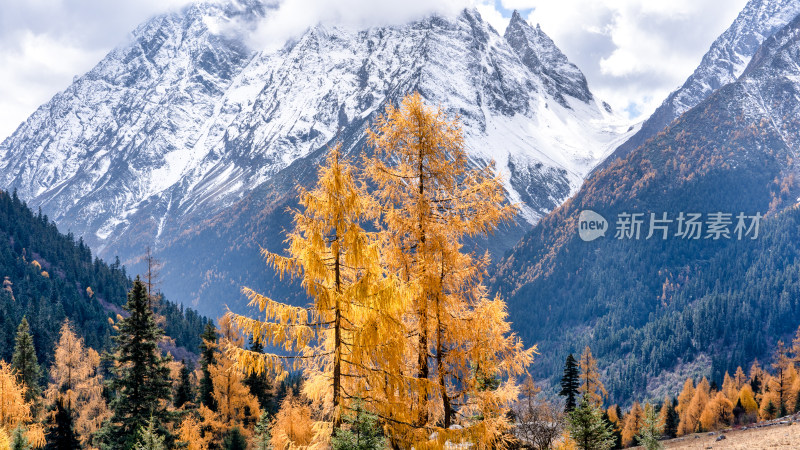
[
  {"xmin": 603, "ymin": 0, "xmax": 800, "ymax": 167},
  {"xmin": 0, "ymin": 1, "xmax": 632, "ymax": 314}
]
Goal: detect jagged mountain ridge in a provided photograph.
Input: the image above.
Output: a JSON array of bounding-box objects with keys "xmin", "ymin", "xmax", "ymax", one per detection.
[
  {"xmin": 491, "ymin": 12, "xmax": 800, "ymax": 404},
  {"xmin": 599, "ymin": 0, "xmax": 800, "ymax": 170},
  {"xmin": 0, "ymin": 1, "xmax": 632, "ymax": 315}
]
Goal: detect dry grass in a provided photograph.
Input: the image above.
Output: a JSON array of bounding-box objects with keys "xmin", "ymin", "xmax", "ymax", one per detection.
[{"xmin": 634, "ymin": 415, "xmax": 800, "ymax": 449}]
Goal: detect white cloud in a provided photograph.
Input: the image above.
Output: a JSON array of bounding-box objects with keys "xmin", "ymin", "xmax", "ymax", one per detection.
[
  {"xmin": 516, "ymin": 0, "xmax": 748, "ymax": 118},
  {"xmin": 242, "ymin": 0, "xmax": 470, "ymax": 51}
]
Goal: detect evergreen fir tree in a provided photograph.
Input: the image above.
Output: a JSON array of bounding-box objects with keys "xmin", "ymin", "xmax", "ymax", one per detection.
[
  {"xmin": 559, "ymin": 353, "xmax": 579, "ymax": 413},
  {"xmin": 765, "ymin": 400, "xmax": 777, "ymax": 419},
  {"xmin": 47, "ymin": 399, "xmax": 80, "ymax": 450},
  {"xmin": 663, "ymin": 398, "xmax": 679, "ymax": 439},
  {"xmin": 133, "ymin": 418, "xmax": 166, "ymax": 450},
  {"xmin": 174, "ymin": 360, "xmax": 194, "ymax": 408},
  {"xmin": 566, "ymin": 397, "xmax": 614, "ymax": 450},
  {"xmin": 198, "ymin": 322, "xmax": 217, "ymax": 411},
  {"xmin": 222, "ymin": 427, "xmax": 247, "ymax": 450},
  {"xmin": 331, "ymin": 400, "xmax": 387, "ymax": 450},
  {"xmin": 636, "ymin": 405, "xmax": 663, "ymax": 450},
  {"xmin": 750, "ymin": 374, "xmax": 761, "ymax": 394},
  {"xmin": 104, "ymin": 277, "xmax": 173, "ymax": 448},
  {"xmin": 11, "ymin": 427, "xmax": 31, "ymax": 450},
  {"xmin": 244, "ymin": 337, "xmax": 272, "ymax": 411},
  {"xmin": 11, "ymin": 317, "xmax": 41, "ymax": 403},
  {"xmin": 251, "ymin": 411, "xmax": 272, "ymax": 450}
]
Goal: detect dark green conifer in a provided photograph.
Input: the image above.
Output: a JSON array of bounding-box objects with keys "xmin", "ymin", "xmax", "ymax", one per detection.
[
  {"xmin": 198, "ymin": 322, "xmax": 217, "ymax": 411},
  {"xmin": 104, "ymin": 277, "xmax": 173, "ymax": 448},
  {"xmin": 11, "ymin": 317, "xmax": 41, "ymax": 403},
  {"xmin": 559, "ymin": 353, "xmax": 580, "ymax": 413},
  {"xmin": 46, "ymin": 399, "xmax": 80, "ymax": 450},
  {"xmin": 174, "ymin": 360, "xmax": 194, "ymax": 408}
]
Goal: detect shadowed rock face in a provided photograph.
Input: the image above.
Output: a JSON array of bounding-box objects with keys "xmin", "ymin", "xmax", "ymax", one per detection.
[
  {"xmin": 0, "ymin": 1, "xmax": 630, "ymax": 316},
  {"xmin": 504, "ymin": 10, "xmax": 593, "ymax": 108}
]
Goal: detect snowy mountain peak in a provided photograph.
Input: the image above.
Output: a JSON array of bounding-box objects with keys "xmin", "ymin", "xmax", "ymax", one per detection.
[
  {"xmin": 504, "ymin": 10, "xmax": 593, "ymax": 107},
  {"xmin": 603, "ymin": 0, "xmax": 800, "ymax": 166},
  {"xmin": 0, "ymin": 1, "xmax": 632, "ymax": 277}
]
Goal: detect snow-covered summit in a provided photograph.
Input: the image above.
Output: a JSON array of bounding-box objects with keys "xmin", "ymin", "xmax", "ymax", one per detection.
[
  {"xmin": 605, "ymin": 0, "xmax": 800, "ymax": 164},
  {"xmin": 0, "ymin": 2, "xmax": 632, "ymax": 262}
]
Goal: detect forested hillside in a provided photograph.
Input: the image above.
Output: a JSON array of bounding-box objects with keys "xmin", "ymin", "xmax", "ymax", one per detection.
[{"xmin": 0, "ymin": 189, "xmax": 209, "ymax": 367}]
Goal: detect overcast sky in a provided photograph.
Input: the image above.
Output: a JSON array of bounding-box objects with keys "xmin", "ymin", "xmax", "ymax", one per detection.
[{"xmin": 0, "ymin": 0, "xmax": 748, "ymax": 141}]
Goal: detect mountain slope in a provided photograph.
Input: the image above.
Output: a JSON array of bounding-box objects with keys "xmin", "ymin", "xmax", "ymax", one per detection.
[
  {"xmin": 600, "ymin": 0, "xmax": 800, "ymax": 170},
  {"xmin": 0, "ymin": 189, "xmax": 209, "ymax": 366},
  {"xmin": 0, "ymin": 2, "xmax": 632, "ymax": 316},
  {"xmin": 492, "ymin": 12, "xmax": 800, "ymax": 404}
]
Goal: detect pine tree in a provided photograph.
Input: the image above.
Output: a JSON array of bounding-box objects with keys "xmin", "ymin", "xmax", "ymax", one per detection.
[
  {"xmin": 560, "ymin": 354, "xmax": 579, "ymax": 413},
  {"xmin": 133, "ymin": 418, "xmax": 166, "ymax": 450},
  {"xmin": 198, "ymin": 322, "xmax": 217, "ymax": 411},
  {"xmin": 174, "ymin": 360, "xmax": 194, "ymax": 408},
  {"xmin": 104, "ymin": 277, "xmax": 173, "ymax": 448},
  {"xmin": 636, "ymin": 404, "xmax": 663, "ymax": 450},
  {"xmin": 46, "ymin": 400, "xmax": 79, "ymax": 450},
  {"xmin": 660, "ymin": 398, "xmax": 678, "ymax": 439},
  {"xmin": 251, "ymin": 412, "xmax": 271, "ymax": 450},
  {"xmin": 577, "ymin": 346, "xmax": 607, "ymax": 407},
  {"xmin": 11, "ymin": 318, "xmax": 41, "ymax": 404},
  {"xmin": 11, "ymin": 426, "xmax": 31, "ymax": 450},
  {"xmin": 601, "ymin": 411, "xmax": 622, "ymax": 449},
  {"xmin": 330, "ymin": 399, "xmax": 387, "ymax": 450},
  {"xmin": 566, "ymin": 397, "xmax": 614, "ymax": 450}
]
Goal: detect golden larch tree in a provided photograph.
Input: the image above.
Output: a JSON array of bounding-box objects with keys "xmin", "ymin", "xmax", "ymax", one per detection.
[
  {"xmin": 177, "ymin": 415, "xmax": 208, "ymax": 450},
  {"xmin": 699, "ymin": 392, "xmax": 733, "ymax": 431},
  {"xmin": 270, "ymin": 390, "xmax": 314, "ymax": 449},
  {"xmin": 680, "ymin": 377, "xmax": 710, "ymax": 434},
  {"xmin": 577, "ymin": 346, "xmax": 606, "ymax": 407},
  {"xmin": 771, "ymin": 340, "xmax": 791, "ymax": 413},
  {"xmin": 209, "ymin": 315, "xmax": 261, "ymax": 431},
  {"xmin": 44, "ymin": 320, "xmax": 109, "ymax": 447},
  {"xmin": 365, "ymin": 92, "xmax": 533, "ymax": 446},
  {"xmin": 227, "ymin": 143, "xmax": 398, "ymax": 442},
  {"xmin": 721, "ymin": 372, "xmax": 738, "ymax": 404},
  {"xmin": 733, "ymin": 366, "xmax": 747, "ymax": 390},
  {"xmin": 620, "ymin": 402, "xmax": 643, "ymax": 447},
  {"xmin": 676, "ymin": 378, "xmax": 695, "ymax": 414},
  {"xmin": 0, "ymin": 361, "xmax": 45, "ymax": 448},
  {"xmin": 737, "ymin": 384, "xmax": 758, "ymax": 415}
]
